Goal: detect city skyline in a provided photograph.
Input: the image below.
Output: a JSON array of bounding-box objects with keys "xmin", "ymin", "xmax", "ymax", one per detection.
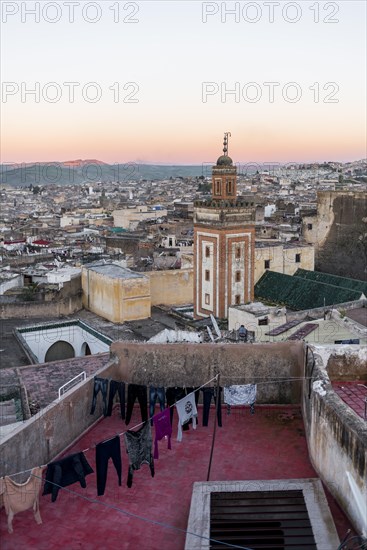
[{"xmin": 1, "ymin": 1, "xmax": 366, "ymax": 164}]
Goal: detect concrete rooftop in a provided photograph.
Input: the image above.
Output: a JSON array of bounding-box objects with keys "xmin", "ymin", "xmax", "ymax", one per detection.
[{"xmin": 0, "ymin": 403, "xmax": 354, "ymax": 548}]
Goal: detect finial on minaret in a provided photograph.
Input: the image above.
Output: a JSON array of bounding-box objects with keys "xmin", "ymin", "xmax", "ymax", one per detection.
[{"xmin": 223, "ymin": 132, "xmax": 231, "ymax": 156}]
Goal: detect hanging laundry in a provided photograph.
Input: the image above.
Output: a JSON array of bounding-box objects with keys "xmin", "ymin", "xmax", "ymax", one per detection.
[
  {"xmin": 149, "ymin": 386, "xmax": 165, "ymax": 423},
  {"xmin": 202, "ymin": 386, "xmax": 223, "ymax": 427},
  {"xmin": 43, "ymin": 452, "xmax": 93, "ymax": 502},
  {"xmin": 125, "ymin": 384, "xmax": 148, "ymax": 425},
  {"xmin": 166, "ymin": 387, "xmax": 199, "ymax": 431},
  {"xmin": 90, "ymin": 377, "xmax": 109, "ymax": 416},
  {"xmin": 1, "ymin": 467, "xmax": 44, "ymax": 534},
  {"xmin": 152, "ymin": 408, "xmax": 172, "ymax": 459},
  {"xmin": 175, "ymin": 392, "xmax": 198, "ymax": 442},
  {"xmin": 95, "ymin": 436, "xmax": 122, "ymax": 496},
  {"xmin": 224, "ymin": 384, "xmax": 257, "ymax": 412},
  {"xmin": 106, "ymin": 380, "xmax": 125, "ymax": 419},
  {"xmin": 166, "ymin": 387, "xmax": 186, "ymax": 425},
  {"xmin": 124, "ymin": 422, "xmax": 154, "ymax": 488}
]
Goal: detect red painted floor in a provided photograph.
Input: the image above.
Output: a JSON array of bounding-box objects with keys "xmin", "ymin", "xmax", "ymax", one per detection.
[
  {"xmin": 1, "ymin": 405, "xmax": 353, "ymax": 549},
  {"xmin": 332, "ymin": 381, "xmax": 367, "ymax": 420}
]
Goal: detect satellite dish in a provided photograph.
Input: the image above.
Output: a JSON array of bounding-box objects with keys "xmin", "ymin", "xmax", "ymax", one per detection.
[{"xmin": 210, "ymin": 314, "xmax": 221, "ymax": 339}]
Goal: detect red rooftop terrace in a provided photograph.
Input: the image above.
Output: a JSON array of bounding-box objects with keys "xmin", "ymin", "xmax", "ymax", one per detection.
[
  {"xmin": 0, "ymin": 341, "xmax": 366, "ymax": 547},
  {"xmin": 0, "ymin": 404, "xmax": 354, "ymax": 549}
]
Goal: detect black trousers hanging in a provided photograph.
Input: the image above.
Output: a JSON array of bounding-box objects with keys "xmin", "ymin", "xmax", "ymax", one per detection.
[
  {"xmin": 106, "ymin": 380, "xmax": 126, "ymax": 419},
  {"xmin": 125, "ymin": 384, "xmax": 148, "ymax": 425},
  {"xmin": 90, "ymin": 377, "xmax": 108, "ymax": 416},
  {"xmin": 202, "ymin": 387, "xmax": 222, "ymax": 427},
  {"xmin": 95, "ymin": 436, "xmax": 122, "ymax": 496}
]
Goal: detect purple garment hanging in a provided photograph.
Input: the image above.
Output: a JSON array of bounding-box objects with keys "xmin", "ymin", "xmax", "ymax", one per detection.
[{"xmin": 152, "ymin": 408, "xmax": 172, "ymax": 459}]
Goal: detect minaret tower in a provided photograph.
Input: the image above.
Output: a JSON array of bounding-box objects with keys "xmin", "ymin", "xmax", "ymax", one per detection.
[
  {"xmin": 193, "ymin": 133, "xmax": 255, "ymax": 320},
  {"xmin": 211, "ymin": 132, "xmax": 237, "ymax": 202}
]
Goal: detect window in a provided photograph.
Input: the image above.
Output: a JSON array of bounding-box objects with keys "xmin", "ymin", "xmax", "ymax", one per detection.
[
  {"xmin": 258, "ymin": 317, "xmax": 268, "ymax": 326},
  {"xmin": 307, "ymin": 223, "xmax": 313, "ymax": 230},
  {"xmin": 205, "ymin": 270, "xmax": 210, "ymax": 281},
  {"xmin": 235, "ymin": 295, "xmax": 241, "ymax": 305},
  {"xmin": 215, "ymin": 180, "xmax": 221, "ymax": 195},
  {"xmin": 264, "ymin": 259, "xmax": 270, "ymax": 269},
  {"xmin": 235, "ymin": 247, "xmax": 241, "ymax": 259},
  {"xmin": 227, "ymin": 180, "xmax": 233, "ymax": 195},
  {"xmin": 235, "ymin": 271, "xmax": 241, "ymax": 282},
  {"xmin": 295, "ymin": 253, "xmax": 301, "ymax": 263},
  {"xmin": 205, "ymin": 246, "xmax": 210, "ymax": 258},
  {"xmin": 205, "ymin": 293, "xmax": 210, "ymax": 305}
]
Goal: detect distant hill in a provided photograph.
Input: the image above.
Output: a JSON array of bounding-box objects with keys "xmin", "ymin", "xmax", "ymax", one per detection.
[{"xmin": 0, "ymin": 161, "xmax": 209, "ymax": 187}]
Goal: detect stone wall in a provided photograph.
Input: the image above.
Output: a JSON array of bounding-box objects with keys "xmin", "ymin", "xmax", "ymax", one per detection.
[
  {"xmin": 0, "ymin": 360, "xmax": 118, "ymax": 478},
  {"xmin": 303, "ymin": 191, "xmax": 367, "ymax": 280},
  {"xmin": 111, "ymin": 341, "xmax": 305, "ymax": 403},
  {"xmin": 302, "ymin": 347, "xmax": 367, "ymax": 534}
]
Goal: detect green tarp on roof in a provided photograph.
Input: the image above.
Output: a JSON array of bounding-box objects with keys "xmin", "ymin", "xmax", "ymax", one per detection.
[
  {"xmin": 294, "ymin": 269, "xmax": 367, "ymax": 296},
  {"xmin": 255, "ymin": 271, "xmax": 363, "ymax": 311}
]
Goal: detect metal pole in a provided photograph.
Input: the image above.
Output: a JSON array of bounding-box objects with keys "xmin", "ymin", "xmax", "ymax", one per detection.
[{"xmin": 206, "ymin": 374, "xmax": 220, "ymax": 482}]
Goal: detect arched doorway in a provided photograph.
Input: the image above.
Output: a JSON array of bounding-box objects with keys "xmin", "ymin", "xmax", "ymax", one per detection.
[
  {"xmin": 81, "ymin": 342, "xmax": 92, "ymax": 356},
  {"xmin": 45, "ymin": 341, "xmax": 75, "ymax": 362}
]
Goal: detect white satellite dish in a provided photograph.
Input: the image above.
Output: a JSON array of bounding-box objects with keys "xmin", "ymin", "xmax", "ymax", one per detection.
[{"xmin": 210, "ymin": 314, "xmax": 221, "ymax": 339}]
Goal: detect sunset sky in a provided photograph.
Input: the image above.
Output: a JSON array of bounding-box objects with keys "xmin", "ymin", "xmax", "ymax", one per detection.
[{"xmin": 1, "ymin": 0, "xmax": 366, "ymax": 164}]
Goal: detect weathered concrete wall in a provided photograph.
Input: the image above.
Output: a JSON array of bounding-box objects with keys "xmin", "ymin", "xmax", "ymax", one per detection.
[
  {"xmin": 147, "ymin": 269, "xmax": 193, "ymax": 306},
  {"xmin": 0, "ymin": 360, "xmax": 118, "ymax": 478},
  {"xmin": 0, "ymin": 294, "xmax": 82, "ymax": 319},
  {"xmin": 302, "ymin": 348, "xmax": 367, "ymax": 535},
  {"xmin": 327, "ymin": 347, "xmax": 367, "ymax": 381},
  {"xmin": 82, "ymin": 267, "xmax": 151, "ymax": 323},
  {"xmin": 0, "ymin": 276, "xmax": 82, "ymax": 319},
  {"xmin": 6, "ymin": 254, "xmax": 54, "ymax": 268},
  {"xmin": 286, "ymin": 298, "xmax": 367, "ymax": 323},
  {"xmin": 111, "ymin": 341, "xmax": 305, "ymax": 403}
]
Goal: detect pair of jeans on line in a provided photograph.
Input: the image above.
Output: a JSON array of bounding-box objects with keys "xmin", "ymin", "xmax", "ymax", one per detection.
[
  {"xmin": 107, "ymin": 380, "xmax": 125, "ymax": 419},
  {"xmin": 90, "ymin": 377, "xmax": 108, "ymax": 416},
  {"xmin": 125, "ymin": 384, "xmax": 148, "ymax": 425},
  {"xmin": 149, "ymin": 386, "xmax": 165, "ymax": 424},
  {"xmin": 202, "ymin": 386, "xmax": 222, "ymax": 427}
]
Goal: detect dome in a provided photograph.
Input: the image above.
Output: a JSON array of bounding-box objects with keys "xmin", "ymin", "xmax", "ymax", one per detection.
[{"xmin": 216, "ymin": 155, "xmax": 233, "ymax": 166}]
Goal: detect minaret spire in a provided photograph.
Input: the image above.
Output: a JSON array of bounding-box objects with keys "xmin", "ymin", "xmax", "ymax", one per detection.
[{"xmin": 223, "ymin": 132, "xmax": 231, "ymax": 156}]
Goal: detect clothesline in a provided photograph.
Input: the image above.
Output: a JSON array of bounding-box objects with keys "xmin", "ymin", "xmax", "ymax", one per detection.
[
  {"xmin": 4, "ymin": 373, "xmax": 310, "ymax": 479},
  {"xmin": 18, "ymin": 471, "xmax": 254, "ymax": 550},
  {"xmin": 1, "ymin": 374, "xmax": 312, "ymax": 548},
  {"xmin": 4, "ymin": 374, "xmax": 219, "ymax": 479},
  {"xmin": 83, "ymin": 373, "xmax": 220, "ymax": 453}
]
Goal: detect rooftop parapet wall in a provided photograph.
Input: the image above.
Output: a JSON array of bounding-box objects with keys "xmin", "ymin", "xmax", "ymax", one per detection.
[
  {"xmin": 0, "ymin": 359, "xmax": 118, "ymax": 479},
  {"xmin": 302, "ymin": 346, "xmax": 367, "ymax": 535},
  {"xmin": 111, "ymin": 341, "xmax": 305, "ymax": 404},
  {"xmin": 326, "ymin": 347, "xmax": 367, "ymax": 381}
]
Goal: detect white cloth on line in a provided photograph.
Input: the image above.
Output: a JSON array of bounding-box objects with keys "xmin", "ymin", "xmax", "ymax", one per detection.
[
  {"xmin": 224, "ymin": 384, "xmax": 257, "ymax": 406},
  {"xmin": 175, "ymin": 393, "xmax": 198, "ymax": 442}
]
